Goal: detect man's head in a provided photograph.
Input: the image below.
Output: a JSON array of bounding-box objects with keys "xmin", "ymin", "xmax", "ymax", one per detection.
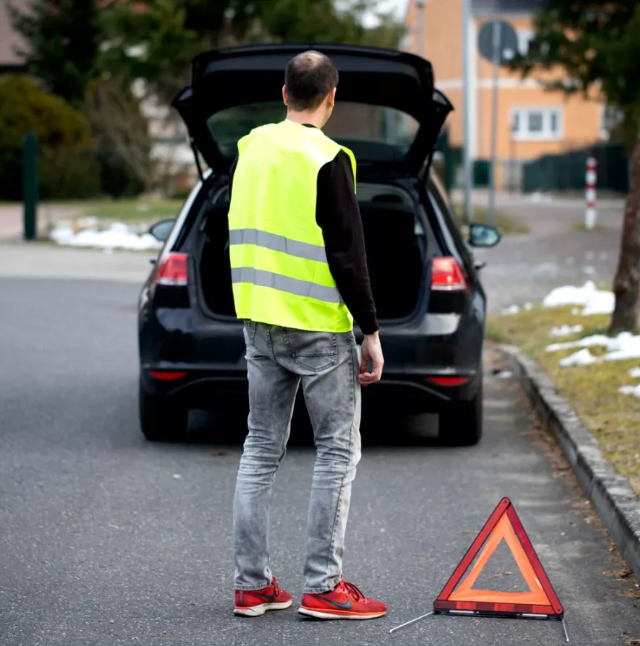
[{"xmin": 283, "ymin": 51, "xmax": 339, "ymax": 127}]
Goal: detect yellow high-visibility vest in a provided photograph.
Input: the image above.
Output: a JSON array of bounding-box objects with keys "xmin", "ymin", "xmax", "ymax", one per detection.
[{"xmin": 228, "ymin": 120, "xmax": 356, "ymax": 332}]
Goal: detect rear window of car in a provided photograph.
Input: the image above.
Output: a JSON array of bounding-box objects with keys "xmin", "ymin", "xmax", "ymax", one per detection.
[{"xmin": 207, "ymin": 102, "xmax": 419, "ymax": 159}]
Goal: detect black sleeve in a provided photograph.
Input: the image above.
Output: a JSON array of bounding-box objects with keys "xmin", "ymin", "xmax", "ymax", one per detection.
[
  {"xmin": 228, "ymin": 157, "xmax": 238, "ymax": 199},
  {"xmin": 316, "ymin": 151, "xmax": 379, "ymax": 335}
]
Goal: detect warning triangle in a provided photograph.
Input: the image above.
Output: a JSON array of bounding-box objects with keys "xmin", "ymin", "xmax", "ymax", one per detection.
[{"xmin": 434, "ymin": 498, "xmax": 564, "ymax": 619}]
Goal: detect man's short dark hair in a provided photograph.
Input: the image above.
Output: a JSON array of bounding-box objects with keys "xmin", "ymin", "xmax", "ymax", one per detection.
[{"xmin": 285, "ymin": 51, "xmax": 339, "ymax": 111}]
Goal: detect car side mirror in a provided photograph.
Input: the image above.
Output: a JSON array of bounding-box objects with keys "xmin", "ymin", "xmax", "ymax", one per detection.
[
  {"xmin": 149, "ymin": 218, "xmax": 176, "ymax": 243},
  {"xmin": 468, "ymin": 223, "xmax": 501, "ymax": 248}
]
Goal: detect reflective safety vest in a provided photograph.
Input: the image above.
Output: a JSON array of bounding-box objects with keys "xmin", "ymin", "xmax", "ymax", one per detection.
[{"xmin": 228, "ymin": 120, "xmax": 357, "ymax": 333}]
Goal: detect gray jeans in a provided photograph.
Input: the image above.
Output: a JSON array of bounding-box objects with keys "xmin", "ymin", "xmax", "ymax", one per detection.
[{"xmin": 233, "ymin": 322, "xmax": 362, "ymax": 594}]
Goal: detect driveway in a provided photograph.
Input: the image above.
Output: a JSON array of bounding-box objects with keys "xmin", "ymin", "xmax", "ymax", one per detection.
[{"xmin": 0, "ymin": 204, "xmax": 76, "ymax": 241}]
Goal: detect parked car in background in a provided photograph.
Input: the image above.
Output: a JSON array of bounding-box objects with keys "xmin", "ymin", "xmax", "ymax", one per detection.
[{"xmin": 138, "ymin": 44, "xmax": 501, "ymax": 446}]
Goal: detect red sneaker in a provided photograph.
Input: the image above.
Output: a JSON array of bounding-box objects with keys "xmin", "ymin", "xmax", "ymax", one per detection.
[
  {"xmin": 234, "ymin": 578, "xmax": 292, "ymax": 617},
  {"xmin": 299, "ymin": 577, "xmax": 387, "ymax": 620}
]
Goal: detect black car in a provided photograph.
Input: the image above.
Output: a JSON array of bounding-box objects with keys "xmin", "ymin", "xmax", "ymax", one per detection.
[{"xmin": 138, "ymin": 44, "xmax": 501, "ymax": 446}]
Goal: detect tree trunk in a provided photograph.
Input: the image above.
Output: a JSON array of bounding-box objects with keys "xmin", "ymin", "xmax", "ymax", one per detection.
[{"xmin": 610, "ymin": 122, "xmax": 640, "ymax": 333}]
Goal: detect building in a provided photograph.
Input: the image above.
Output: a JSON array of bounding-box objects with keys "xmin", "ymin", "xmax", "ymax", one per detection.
[
  {"xmin": 0, "ymin": 0, "xmax": 27, "ymax": 76},
  {"xmin": 404, "ymin": 0, "xmax": 609, "ymax": 189}
]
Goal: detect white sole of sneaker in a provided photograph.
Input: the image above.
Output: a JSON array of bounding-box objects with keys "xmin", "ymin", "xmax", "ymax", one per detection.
[
  {"xmin": 298, "ymin": 607, "xmax": 387, "ymax": 620},
  {"xmin": 234, "ymin": 600, "xmax": 292, "ymax": 617}
]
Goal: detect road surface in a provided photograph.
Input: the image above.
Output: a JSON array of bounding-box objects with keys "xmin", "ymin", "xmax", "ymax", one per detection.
[{"xmin": 1, "ymin": 276, "xmax": 639, "ymax": 645}]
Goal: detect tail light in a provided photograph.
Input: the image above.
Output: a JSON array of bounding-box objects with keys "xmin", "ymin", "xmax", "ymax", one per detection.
[
  {"xmin": 148, "ymin": 370, "xmax": 187, "ymax": 381},
  {"xmin": 155, "ymin": 252, "xmax": 188, "ymax": 286},
  {"xmin": 427, "ymin": 376, "xmax": 470, "ymax": 386},
  {"xmin": 431, "ymin": 257, "xmax": 467, "ymax": 291}
]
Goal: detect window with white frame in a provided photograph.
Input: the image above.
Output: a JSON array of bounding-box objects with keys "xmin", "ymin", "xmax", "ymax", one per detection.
[
  {"xmin": 600, "ymin": 105, "xmax": 623, "ymax": 140},
  {"xmin": 517, "ymin": 29, "xmax": 534, "ymax": 55},
  {"xmin": 511, "ymin": 107, "xmax": 563, "ymax": 141}
]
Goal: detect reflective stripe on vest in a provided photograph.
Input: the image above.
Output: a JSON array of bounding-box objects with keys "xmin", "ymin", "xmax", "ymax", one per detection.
[
  {"xmin": 231, "ymin": 267, "xmax": 342, "ymax": 304},
  {"xmin": 228, "ymin": 120, "xmax": 356, "ymax": 333},
  {"xmin": 229, "ymin": 229, "xmax": 328, "ymax": 263}
]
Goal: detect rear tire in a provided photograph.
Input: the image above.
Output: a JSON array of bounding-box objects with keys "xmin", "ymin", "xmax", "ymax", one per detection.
[
  {"xmin": 438, "ymin": 379, "xmax": 483, "ymax": 446},
  {"xmin": 139, "ymin": 380, "xmax": 189, "ymax": 442}
]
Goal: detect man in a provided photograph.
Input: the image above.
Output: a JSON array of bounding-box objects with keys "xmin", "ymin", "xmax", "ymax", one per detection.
[{"xmin": 229, "ymin": 50, "xmax": 385, "ymax": 620}]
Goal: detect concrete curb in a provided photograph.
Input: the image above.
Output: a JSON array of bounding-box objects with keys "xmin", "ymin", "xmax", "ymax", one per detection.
[{"xmin": 501, "ymin": 344, "xmax": 640, "ymax": 582}]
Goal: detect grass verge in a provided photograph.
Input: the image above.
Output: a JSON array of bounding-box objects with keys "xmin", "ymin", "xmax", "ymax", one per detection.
[
  {"xmin": 454, "ymin": 205, "xmax": 530, "ymax": 235},
  {"xmin": 573, "ymin": 221, "xmax": 604, "ymax": 232},
  {"xmin": 50, "ymin": 198, "xmax": 183, "ymax": 224},
  {"xmin": 490, "ymin": 306, "xmax": 640, "ymax": 496}
]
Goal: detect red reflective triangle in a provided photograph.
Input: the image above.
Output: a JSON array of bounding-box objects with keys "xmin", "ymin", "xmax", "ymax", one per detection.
[{"xmin": 434, "ymin": 498, "xmax": 564, "ymax": 619}]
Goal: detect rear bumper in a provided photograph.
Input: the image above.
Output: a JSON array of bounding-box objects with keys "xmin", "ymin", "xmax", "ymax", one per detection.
[
  {"xmin": 139, "ymin": 308, "xmax": 483, "ymax": 409},
  {"xmin": 140, "ymin": 366, "xmax": 481, "ymax": 412}
]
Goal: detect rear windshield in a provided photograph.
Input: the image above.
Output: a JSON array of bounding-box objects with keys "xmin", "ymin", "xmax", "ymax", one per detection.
[{"xmin": 207, "ymin": 102, "xmax": 419, "ymax": 160}]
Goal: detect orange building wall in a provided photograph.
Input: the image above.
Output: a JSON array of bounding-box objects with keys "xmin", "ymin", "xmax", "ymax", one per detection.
[{"xmin": 405, "ymin": 0, "xmax": 605, "ymax": 185}]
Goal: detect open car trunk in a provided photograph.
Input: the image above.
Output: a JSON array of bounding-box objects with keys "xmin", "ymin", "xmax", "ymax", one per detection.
[
  {"xmin": 173, "ymin": 44, "xmax": 453, "ymax": 175},
  {"xmin": 196, "ymin": 196, "xmax": 425, "ymax": 323}
]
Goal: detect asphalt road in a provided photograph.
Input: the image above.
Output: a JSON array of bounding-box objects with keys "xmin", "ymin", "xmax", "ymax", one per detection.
[
  {"xmin": 473, "ymin": 194, "xmax": 624, "ymax": 313},
  {"xmin": 2, "ymin": 277, "xmax": 640, "ymax": 646}
]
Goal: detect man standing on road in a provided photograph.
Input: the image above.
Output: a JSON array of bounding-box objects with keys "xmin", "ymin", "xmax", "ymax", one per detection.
[{"xmin": 228, "ymin": 50, "xmax": 386, "ymax": 620}]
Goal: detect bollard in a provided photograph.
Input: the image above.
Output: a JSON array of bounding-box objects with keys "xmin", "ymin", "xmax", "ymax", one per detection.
[
  {"xmin": 23, "ymin": 131, "xmax": 38, "ymax": 241},
  {"xmin": 585, "ymin": 157, "xmax": 597, "ymax": 230}
]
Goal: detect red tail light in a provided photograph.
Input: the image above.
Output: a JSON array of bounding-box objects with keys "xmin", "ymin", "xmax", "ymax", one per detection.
[
  {"xmin": 148, "ymin": 370, "xmax": 188, "ymax": 381},
  {"xmin": 427, "ymin": 376, "xmax": 470, "ymax": 386},
  {"xmin": 155, "ymin": 252, "xmax": 188, "ymax": 286},
  {"xmin": 431, "ymin": 257, "xmax": 467, "ymax": 291}
]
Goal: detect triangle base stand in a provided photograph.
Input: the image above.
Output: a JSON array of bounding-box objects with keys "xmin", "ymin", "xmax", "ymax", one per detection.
[{"xmin": 389, "ymin": 611, "xmax": 570, "ymax": 642}]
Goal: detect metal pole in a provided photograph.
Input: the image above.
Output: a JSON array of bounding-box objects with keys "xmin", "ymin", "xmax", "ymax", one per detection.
[
  {"xmin": 416, "ymin": 1, "xmax": 426, "ymax": 58},
  {"xmin": 389, "ymin": 610, "xmax": 434, "ymax": 634},
  {"xmin": 585, "ymin": 156, "xmax": 597, "ymax": 230},
  {"xmin": 23, "ymin": 131, "xmax": 38, "ymax": 241},
  {"xmin": 488, "ymin": 21, "xmax": 501, "ymax": 227},
  {"xmin": 462, "ymin": 0, "xmax": 473, "ymax": 225}
]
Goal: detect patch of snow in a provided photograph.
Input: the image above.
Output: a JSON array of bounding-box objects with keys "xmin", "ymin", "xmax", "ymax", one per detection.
[
  {"xmin": 542, "ymin": 281, "xmax": 614, "ymax": 316},
  {"xmin": 502, "ymin": 305, "xmax": 520, "ymax": 315},
  {"xmin": 50, "ymin": 221, "xmax": 162, "ymax": 251},
  {"xmin": 630, "ymin": 367, "xmax": 640, "ymax": 378},
  {"xmin": 494, "ymin": 371, "xmax": 513, "ymax": 379},
  {"xmin": 547, "ymin": 334, "xmax": 610, "ymax": 353},
  {"xmin": 550, "ymin": 325, "xmax": 584, "ymax": 337},
  {"xmin": 543, "ymin": 281, "xmax": 596, "ymax": 307},
  {"xmin": 582, "ymin": 291, "xmax": 615, "ymax": 316},
  {"xmin": 583, "ymin": 266, "xmax": 596, "ymax": 276},
  {"xmin": 548, "ymin": 331, "xmax": 640, "ymax": 365},
  {"xmin": 524, "ymin": 302, "xmax": 533, "ymax": 311},
  {"xmin": 529, "ymin": 191, "xmax": 553, "ymax": 203},
  {"xmin": 604, "ymin": 332, "xmax": 640, "ymax": 361},
  {"xmin": 560, "ymin": 348, "xmax": 598, "ymax": 367},
  {"xmin": 620, "ymin": 384, "xmax": 640, "ymax": 398},
  {"xmin": 571, "ymin": 307, "xmax": 580, "ymax": 315}
]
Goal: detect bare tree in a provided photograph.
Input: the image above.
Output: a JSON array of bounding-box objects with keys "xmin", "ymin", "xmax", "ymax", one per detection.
[{"xmin": 84, "ymin": 78, "xmax": 156, "ymax": 192}]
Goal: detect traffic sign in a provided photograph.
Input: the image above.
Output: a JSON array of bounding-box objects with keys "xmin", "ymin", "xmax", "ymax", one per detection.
[{"xmin": 478, "ymin": 20, "xmax": 518, "ymax": 65}]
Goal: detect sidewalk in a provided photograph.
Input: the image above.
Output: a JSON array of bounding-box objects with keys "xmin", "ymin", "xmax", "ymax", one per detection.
[
  {"xmin": 0, "ymin": 241, "xmax": 152, "ymax": 283},
  {"xmin": 0, "ymin": 204, "xmax": 77, "ymax": 241},
  {"xmin": 450, "ymin": 188, "xmax": 626, "ymax": 210}
]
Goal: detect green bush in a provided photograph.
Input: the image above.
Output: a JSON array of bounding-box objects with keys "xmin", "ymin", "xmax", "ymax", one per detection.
[
  {"xmin": 97, "ymin": 148, "xmax": 145, "ymax": 199},
  {"xmin": 0, "ymin": 75, "xmax": 100, "ymax": 200}
]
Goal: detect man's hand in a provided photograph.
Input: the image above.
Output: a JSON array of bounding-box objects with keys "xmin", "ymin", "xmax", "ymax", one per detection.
[{"xmin": 359, "ymin": 331, "xmax": 384, "ymax": 387}]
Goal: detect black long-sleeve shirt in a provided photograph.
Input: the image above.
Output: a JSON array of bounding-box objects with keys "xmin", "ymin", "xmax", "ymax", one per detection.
[{"xmin": 229, "ymin": 129, "xmax": 379, "ymax": 334}]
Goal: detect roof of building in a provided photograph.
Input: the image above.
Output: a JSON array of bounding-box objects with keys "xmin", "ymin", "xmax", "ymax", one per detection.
[
  {"xmin": 471, "ymin": 0, "xmax": 546, "ymax": 15},
  {"xmin": 0, "ymin": 0, "xmax": 27, "ymax": 68}
]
